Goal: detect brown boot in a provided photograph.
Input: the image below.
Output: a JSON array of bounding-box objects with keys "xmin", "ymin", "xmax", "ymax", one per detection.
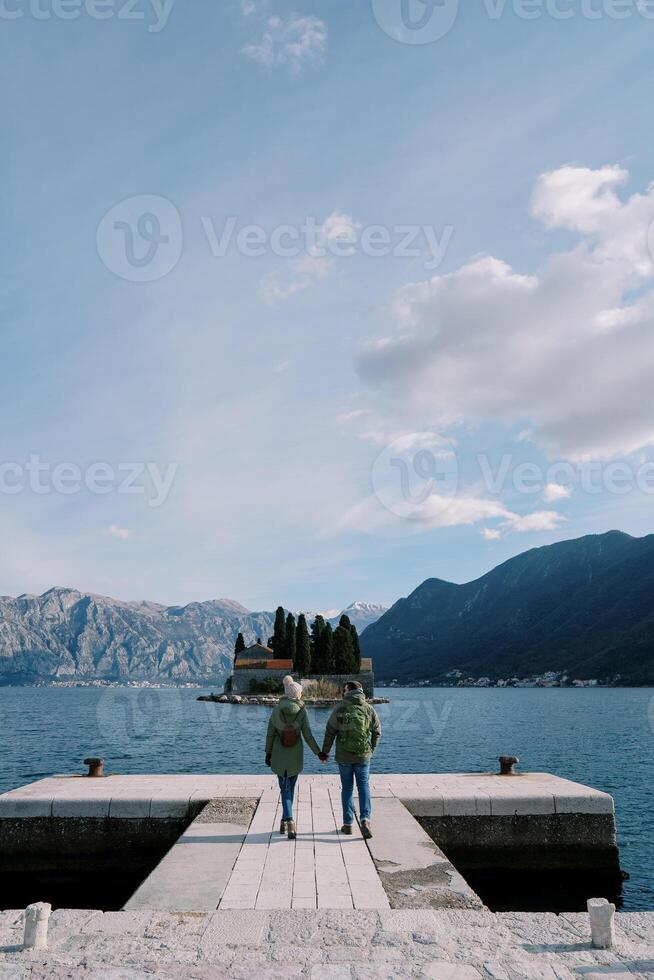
[
  {"xmin": 279, "ymin": 818, "xmax": 288, "ymax": 835},
  {"xmin": 341, "ymin": 824, "xmax": 353, "ymax": 835},
  {"xmin": 361, "ymin": 820, "xmax": 373, "ymax": 840},
  {"xmin": 287, "ymin": 820, "xmax": 297, "ymax": 840}
]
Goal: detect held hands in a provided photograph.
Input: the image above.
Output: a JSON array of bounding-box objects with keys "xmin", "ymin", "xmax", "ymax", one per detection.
[{"xmin": 265, "ymin": 753, "xmax": 272, "ymax": 767}]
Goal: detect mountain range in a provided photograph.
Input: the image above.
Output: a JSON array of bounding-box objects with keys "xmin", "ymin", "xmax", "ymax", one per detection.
[
  {"xmin": 2, "ymin": 532, "xmax": 651, "ymax": 686},
  {"xmin": 0, "ymin": 592, "xmax": 386, "ymax": 686},
  {"xmin": 360, "ymin": 531, "xmax": 654, "ymax": 686}
]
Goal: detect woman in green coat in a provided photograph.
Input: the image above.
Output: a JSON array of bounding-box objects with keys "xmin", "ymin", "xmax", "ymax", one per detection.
[{"xmin": 265, "ymin": 675, "xmax": 326, "ymax": 839}]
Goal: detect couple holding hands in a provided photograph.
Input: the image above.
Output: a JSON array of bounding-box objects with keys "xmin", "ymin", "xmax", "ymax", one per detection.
[{"xmin": 265, "ymin": 675, "xmax": 382, "ymax": 841}]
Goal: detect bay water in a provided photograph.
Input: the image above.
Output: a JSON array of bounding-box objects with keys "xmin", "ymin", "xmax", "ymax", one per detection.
[{"xmin": 1, "ymin": 686, "xmax": 652, "ymax": 910}]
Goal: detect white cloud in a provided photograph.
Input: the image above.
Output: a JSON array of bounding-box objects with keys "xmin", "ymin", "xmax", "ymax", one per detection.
[
  {"xmin": 337, "ymin": 409, "xmax": 370, "ymax": 424},
  {"xmin": 358, "ymin": 165, "xmax": 654, "ymax": 461},
  {"xmin": 543, "ymin": 482, "xmax": 572, "ymax": 503},
  {"xmin": 259, "ymin": 253, "xmax": 333, "ymax": 304},
  {"xmin": 104, "ymin": 525, "xmax": 132, "ymax": 541},
  {"xmin": 337, "ymin": 492, "xmax": 513, "ymax": 535},
  {"xmin": 319, "ymin": 212, "xmax": 359, "ymax": 253},
  {"xmin": 531, "ymin": 164, "xmax": 628, "ymax": 235},
  {"xmin": 259, "ymin": 212, "xmax": 359, "ymax": 305},
  {"xmin": 273, "ymin": 359, "xmax": 293, "ymax": 374},
  {"xmin": 242, "ymin": 13, "xmax": 327, "ymax": 73},
  {"xmin": 336, "ymin": 487, "xmax": 563, "ymax": 539},
  {"xmin": 240, "ymin": 0, "xmax": 261, "ymax": 15},
  {"xmin": 504, "ymin": 511, "xmax": 565, "ymax": 533}
]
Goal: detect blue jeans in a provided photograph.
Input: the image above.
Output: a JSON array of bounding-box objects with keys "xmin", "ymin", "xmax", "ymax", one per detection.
[
  {"xmin": 277, "ymin": 775, "xmax": 298, "ymax": 821},
  {"xmin": 338, "ymin": 762, "xmax": 371, "ymax": 825}
]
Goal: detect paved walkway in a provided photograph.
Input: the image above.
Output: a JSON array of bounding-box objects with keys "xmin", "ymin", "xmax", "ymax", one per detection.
[
  {"xmin": 2, "ymin": 908, "xmax": 654, "ymax": 978},
  {"xmin": 219, "ymin": 781, "xmax": 390, "ymax": 911}
]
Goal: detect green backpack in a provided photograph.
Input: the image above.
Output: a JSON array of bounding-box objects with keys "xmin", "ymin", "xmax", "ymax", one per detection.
[{"xmin": 339, "ymin": 702, "xmax": 371, "ymax": 756}]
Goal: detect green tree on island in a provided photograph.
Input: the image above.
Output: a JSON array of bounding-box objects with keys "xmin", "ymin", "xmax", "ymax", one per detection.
[
  {"xmin": 285, "ymin": 612, "xmax": 296, "ymax": 664},
  {"xmin": 234, "ymin": 632, "xmax": 246, "ymax": 659},
  {"xmin": 310, "ymin": 615, "xmax": 326, "ymax": 666},
  {"xmin": 314, "ymin": 621, "xmax": 335, "ymax": 674},
  {"xmin": 341, "ymin": 614, "xmax": 362, "ymax": 673},
  {"xmin": 333, "ymin": 622, "xmax": 354, "ymax": 672},
  {"xmin": 295, "ymin": 614, "xmax": 311, "ymax": 676},
  {"xmin": 272, "ymin": 606, "xmax": 286, "ymax": 654},
  {"xmin": 350, "ymin": 622, "xmax": 362, "ymax": 673}
]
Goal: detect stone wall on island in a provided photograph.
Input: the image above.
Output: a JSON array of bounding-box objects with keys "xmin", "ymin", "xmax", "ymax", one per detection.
[{"xmin": 228, "ymin": 668, "xmax": 375, "ymax": 698}]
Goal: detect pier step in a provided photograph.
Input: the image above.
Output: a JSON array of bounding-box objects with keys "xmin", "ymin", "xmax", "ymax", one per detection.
[{"xmin": 124, "ymin": 800, "xmax": 256, "ymax": 912}]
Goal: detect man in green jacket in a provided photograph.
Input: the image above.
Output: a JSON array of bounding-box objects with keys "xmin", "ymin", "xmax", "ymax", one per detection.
[{"xmin": 322, "ymin": 681, "xmax": 382, "ymax": 839}]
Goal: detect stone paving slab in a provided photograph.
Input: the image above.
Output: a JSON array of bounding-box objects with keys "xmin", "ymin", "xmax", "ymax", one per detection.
[{"xmin": 0, "ymin": 910, "xmax": 652, "ymax": 978}]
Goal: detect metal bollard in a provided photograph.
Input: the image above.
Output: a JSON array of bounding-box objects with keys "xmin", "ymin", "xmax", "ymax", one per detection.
[
  {"xmin": 588, "ymin": 897, "xmax": 616, "ymax": 949},
  {"xmin": 23, "ymin": 903, "xmax": 51, "ymax": 951},
  {"xmin": 499, "ymin": 756, "xmax": 519, "ymax": 776},
  {"xmin": 84, "ymin": 758, "xmax": 104, "ymax": 778}
]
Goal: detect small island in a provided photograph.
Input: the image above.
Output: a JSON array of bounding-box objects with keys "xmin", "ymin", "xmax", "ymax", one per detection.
[{"xmin": 199, "ymin": 607, "xmax": 388, "ymax": 706}]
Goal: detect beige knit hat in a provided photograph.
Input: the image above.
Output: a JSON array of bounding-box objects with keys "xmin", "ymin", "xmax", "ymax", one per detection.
[{"xmin": 283, "ymin": 675, "xmax": 303, "ymax": 700}]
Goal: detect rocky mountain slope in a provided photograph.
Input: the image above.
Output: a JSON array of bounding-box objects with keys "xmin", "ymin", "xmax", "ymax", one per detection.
[
  {"xmin": 360, "ymin": 531, "xmax": 654, "ymax": 685},
  {"xmin": 0, "ymin": 590, "xmax": 276, "ymax": 685},
  {"xmin": 0, "ymin": 591, "xmax": 387, "ymax": 686}
]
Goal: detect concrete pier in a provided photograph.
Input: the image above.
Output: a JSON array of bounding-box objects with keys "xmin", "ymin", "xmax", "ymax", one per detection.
[
  {"xmin": 0, "ymin": 771, "xmax": 644, "ymax": 978},
  {"xmin": 0, "ymin": 772, "xmax": 619, "ymax": 910}
]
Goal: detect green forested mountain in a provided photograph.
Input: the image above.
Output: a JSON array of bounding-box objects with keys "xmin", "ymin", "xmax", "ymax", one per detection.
[{"xmin": 360, "ymin": 532, "xmax": 654, "ymax": 685}]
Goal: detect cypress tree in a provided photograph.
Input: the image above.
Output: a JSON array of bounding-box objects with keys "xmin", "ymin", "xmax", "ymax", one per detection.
[
  {"xmin": 333, "ymin": 624, "xmax": 355, "ymax": 673},
  {"xmin": 295, "ymin": 614, "xmax": 311, "ymax": 676},
  {"xmin": 234, "ymin": 632, "xmax": 246, "ymax": 659},
  {"xmin": 285, "ymin": 612, "xmax": 296, "ymax": 664},
  {"xmin": 272, "ymin": 606, "xmax": 286, "ymax": 654},
  {"xmin": 350, "ymin": 624, "xmax": 362, "ymax": 673},
  {"xmin": 310, "ymin": 615, "xmax": 326, "ymax": 669},
  {"xmin": 318, "ymin": 622, "xmax": 335, "ymax": 674}
]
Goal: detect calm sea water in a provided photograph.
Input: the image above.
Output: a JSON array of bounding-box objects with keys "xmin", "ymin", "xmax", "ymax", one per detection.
[{"xmin": 1, "ymin": 686, "xmax": 652, "ymax": 910}]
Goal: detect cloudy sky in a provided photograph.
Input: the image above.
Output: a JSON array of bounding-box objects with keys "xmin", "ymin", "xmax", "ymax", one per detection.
[{"xmin": 3, "ymin": 0, "xmax": 654, "ymax": 611}]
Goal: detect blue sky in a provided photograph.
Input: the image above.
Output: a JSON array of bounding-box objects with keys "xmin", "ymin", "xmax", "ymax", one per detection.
[{"xmin": 3, "ymin": 0, "xmax": 654, "ymax": 611}]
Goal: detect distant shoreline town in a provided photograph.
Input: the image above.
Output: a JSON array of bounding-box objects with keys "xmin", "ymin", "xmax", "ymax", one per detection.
[
  {"xmin": 4, "ymin": 672, "xmax": 635, "ymax": 690},
  {"xmin": 383, "ymin": 671, "xmax": 618, "ymax": 689}
]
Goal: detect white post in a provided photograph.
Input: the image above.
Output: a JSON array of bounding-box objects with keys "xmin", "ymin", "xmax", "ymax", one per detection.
[
  {"xmin": 23, "ymin": 902, "xmax": 52, "ymax": 951},
  {"xmin": 587, "ymin": 897, "xmax": 616, "ymax": 949}
]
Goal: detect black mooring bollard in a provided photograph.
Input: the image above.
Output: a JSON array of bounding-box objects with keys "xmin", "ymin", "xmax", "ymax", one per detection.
[{"xmin": 84, "ymin": 758, "xmax": 105, "ymax": 778}]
